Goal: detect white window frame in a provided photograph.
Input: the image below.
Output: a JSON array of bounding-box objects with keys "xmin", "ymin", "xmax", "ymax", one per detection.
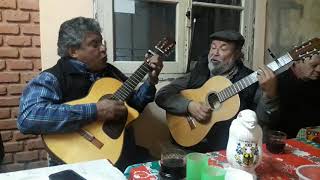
[{"xmin": 94, "ymin": 0, "xmax": 255, "ymax": 74}]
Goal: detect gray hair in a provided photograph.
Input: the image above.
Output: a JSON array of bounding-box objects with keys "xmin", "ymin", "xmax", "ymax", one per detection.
[{"xmin": 57, "ymin": 17, "xmax": 102, "ymax": 57}]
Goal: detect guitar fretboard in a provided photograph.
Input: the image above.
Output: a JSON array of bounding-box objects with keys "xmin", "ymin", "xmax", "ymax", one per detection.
[
  {"xmin": 216, "ymin": 53, "xmax": 293, "ymax": 102},
  {"xmin": 111, "ymin": 62, "xmax": 151, "ymax": 101}
]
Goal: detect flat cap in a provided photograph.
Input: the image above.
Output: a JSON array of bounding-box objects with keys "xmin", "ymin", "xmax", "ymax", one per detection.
[{"xmin": 209, "ymin": 30, "xmax": 245, "ymax": 48}]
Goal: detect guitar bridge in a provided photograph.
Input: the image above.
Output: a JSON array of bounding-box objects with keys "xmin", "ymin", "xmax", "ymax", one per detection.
[
  {"xmin": 78, "ymin": 129, "xmax": 104, "ymax": 149},
  {"xmin": 187, "ymin": 115, "xmax": 196, "ymax": 129}
]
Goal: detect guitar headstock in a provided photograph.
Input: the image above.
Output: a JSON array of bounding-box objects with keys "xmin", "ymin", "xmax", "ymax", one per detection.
[
  {"xmin": 154, "ymin": 37, "xmax": 176, "ymax": 57},
  {"xmin": 289, "ymin": 38, "xmax": 320, "ymax": 61}
]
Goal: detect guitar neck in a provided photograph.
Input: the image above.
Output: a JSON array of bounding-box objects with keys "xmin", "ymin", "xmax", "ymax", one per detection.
[
  {"xmin": 112, "ymin": 62, "xmax": 150, "ymax": 101},
  {"xmin": 217, "ymin": 53, "xmax": 293, "ymax": 102},
  {"xmin": 109, "ymin": 37, "xmax": 175, "ymax": 101}
]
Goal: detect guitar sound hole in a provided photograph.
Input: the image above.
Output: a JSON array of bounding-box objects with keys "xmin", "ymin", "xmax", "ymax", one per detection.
[
  {"xmin": 103, "ymin": 118, "xmax": 127, "ymax": 139},
  {"xmin": 207, "ymin": 92, "xmax": 220, "ymax": 110},
  {"xmin": 99, "ymin": 94, "xmax": 127, "ymax": 139}
]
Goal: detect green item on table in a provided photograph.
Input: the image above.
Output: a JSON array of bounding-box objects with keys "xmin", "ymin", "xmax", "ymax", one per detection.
[
  {"xmin": 201, "ymin": 166, "xmax": 226, "ymax": 180},
  {"xmin": 186, "ymin": 153, "xmax": 208, "ymax": 180}
]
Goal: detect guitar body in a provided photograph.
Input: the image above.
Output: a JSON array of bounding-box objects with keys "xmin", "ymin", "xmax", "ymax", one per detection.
[
  {"xmin": 167, "ymin": 76, "xmax": 240, "ymax": 147},
  {"xmin": 42, "ymin": 77, "xmax": 139, "ymax": 164},
  {"xmin": 167, "ymin": 38, "xmax": 320, "ymax": 147}
]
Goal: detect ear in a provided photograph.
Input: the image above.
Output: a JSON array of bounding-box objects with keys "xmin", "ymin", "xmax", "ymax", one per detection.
[{"xmin": 68, "ymin": 48, "xmax": 79, "ymax": 59}]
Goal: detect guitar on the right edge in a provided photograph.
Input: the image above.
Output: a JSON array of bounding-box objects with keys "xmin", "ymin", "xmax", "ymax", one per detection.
[{"xmin": 166, "ymin": 38, "xmax": 320, "ymax": 147}]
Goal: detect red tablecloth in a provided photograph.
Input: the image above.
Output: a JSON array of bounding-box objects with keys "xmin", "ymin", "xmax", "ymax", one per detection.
[
  {"xmin": 125, "ymin": 139, "xmax": 320, "ymax": 180},
  {"xmin": 209, "ymin": 139, "xmax": 320, "ymax": 179}
]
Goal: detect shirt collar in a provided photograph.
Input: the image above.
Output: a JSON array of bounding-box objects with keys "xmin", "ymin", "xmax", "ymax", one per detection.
[
  {"xmin": 68, "ymin": 59, "xmax": 89, "ymax": 73},
  {"xmin": 68, "ymin": 59, "xmax": 103, "ymax": 82}
]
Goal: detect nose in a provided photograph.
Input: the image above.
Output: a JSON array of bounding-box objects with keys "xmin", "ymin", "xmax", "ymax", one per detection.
[{"xmin": 213, "ymin": 49, "xmax": 219, "ymax": 56}]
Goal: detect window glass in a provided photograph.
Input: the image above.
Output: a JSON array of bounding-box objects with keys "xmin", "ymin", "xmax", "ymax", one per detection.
[{"xmin": 114, "ymin": 1, "xmax": 176, "ymax": 61}]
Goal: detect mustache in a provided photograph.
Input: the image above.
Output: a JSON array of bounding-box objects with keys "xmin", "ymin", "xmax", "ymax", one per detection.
[
  {"xmin": 208, "ymin": 57, "xmax": 221, "ymax": 62},
  {"xmin": 209, "ymin": 58, "xmax": 221, "ymax": 65}
]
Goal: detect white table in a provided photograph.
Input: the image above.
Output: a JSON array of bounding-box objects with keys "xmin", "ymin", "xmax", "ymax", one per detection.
[{"xmin": 0, "ymin": 159, "xmax": 126, "ymax": 180}]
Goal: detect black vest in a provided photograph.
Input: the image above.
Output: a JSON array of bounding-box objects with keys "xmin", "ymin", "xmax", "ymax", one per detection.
[{"xmin": 44, "ymin": 58, "xmax": 127, "ymax": 103}]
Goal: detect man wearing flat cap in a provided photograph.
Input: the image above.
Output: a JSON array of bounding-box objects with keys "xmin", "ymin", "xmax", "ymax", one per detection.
[{"xmin": 155, "ymin": 30, "xmax": 259, "ymax": 152}]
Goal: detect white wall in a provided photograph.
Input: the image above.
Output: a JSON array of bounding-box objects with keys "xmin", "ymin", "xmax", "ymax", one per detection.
[{"xmin": 39, "ymin": 0, "xmax": 93, "ymax": 70}]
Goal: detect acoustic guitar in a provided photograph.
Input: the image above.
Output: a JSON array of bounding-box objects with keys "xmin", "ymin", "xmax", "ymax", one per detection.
[
  {"xmin": 167, "ymin": 38, "xmax": 320, "ymax": 147},
  {"xmin": 42, "ymin": 38, "xmax": 175, "ymax": 164}
]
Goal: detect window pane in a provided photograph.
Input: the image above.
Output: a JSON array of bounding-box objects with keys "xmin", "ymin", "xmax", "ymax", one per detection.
[
  {"xmin": 190, "ymin": 6, "xmax": 241, "ymax": 61},
  {"xmin": 193, "ymin": 0, "xmax": 242, "ymax": 6},
  {"xmin": 114, "ymin": 1, "xmax": 176, "ymax": 61}
]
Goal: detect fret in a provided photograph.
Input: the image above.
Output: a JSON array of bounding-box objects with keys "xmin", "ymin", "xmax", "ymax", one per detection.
[
  {"xmin": 130, "ymin": 75, "xmax": 140, "ymax": 84},
  {"xmin": 231, "ymin": 86, "xmax": 236, "ymax": 96},
  {"xmin": 267, "ymin": 61, "xmax": 279, "ymax": 72},
  {"xmin": 241, "ymin": 79, "xmax": 246, "ymax": 89},
  {"xmin": 225, "ymin": 87, "xmax": 230, "ymax": 98},
  {"xmin": 227, "ymin": 89, "xmax": 231, "ymax": 99},
  {"xmin": 235, "ymin": 83, "xmax": 240, "ymax": 92},
  {"xmin": 121, "ymin": 84, "xmax": 132, "ymax": 93},
  {"xmin": 137, "ymin": 71, "xmax": 144, "ymax": 77},
  {"xmin": 217, "ymin": 93, "xmax": 222, "ymax": 102},
  {"xmin": 238, "ymin": 81, "xmax": 243, "ymax": 90},
  {"xmin": 141, "ymin": 64, "xmax": 150, "ymax": 72},
  {"xmin": 241, "ymin": 78, "xmax": 249, "ymax": 86},
  {"xmin": 111, "ymin": 62, "xmax": 151, "ymax": 101},
  {"xmin": 114, "ymin": 91, "xmax": 126, "ymax": 101},
  {"xmin": 124, "ymin": 80, "xmax": 136, "ymax": 90},
  {"xmin": 279, "ymin": 56, "xmax": 286, "ymax": 66},
  {"xmin": 115, "ymin": 88, "xmax": 130, "ymax": 101},
  {"xmin": 221, "ymin": 91, "xmax": 226, "ymax": 101},
  {"xmin": 111, "ymin": 94, "xmax": 117, "ymax": 101},
  {"xmin": 121, "ymin": 84, "xmax": 132, "ymax": 92},
  {"xmin": 224, "ymin": 87, "xmax": 231, "ymax": 98},
  {"xmin": 118, "ymin": 87, "xmax": 131, "ymax": 97},
  {"xmin": 132, "ymin": 70, "xmax": 145, "ymax": 81},
  {"xmin": 225, "ymin": 86, "xmax": 233, "ymax": 99},
  {"xmin": 112, "ymin": 93, "xmax": 121, "ymax": 101},
  {"xmin": 136, "ymin": 70, "xmax": 145, "ymax": 79},
  {"xmin": 245, "ymin": 78, "xmax": 250, "ymax": 86},
  {"xmin": 228, "ymin": 86, "xmax": 236, "ymax": 96}
]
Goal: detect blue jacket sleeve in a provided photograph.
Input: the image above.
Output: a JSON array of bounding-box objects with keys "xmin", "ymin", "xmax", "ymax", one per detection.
[
  {"xmin": 127, "ymin": 80, "xmax": 156, "ymax": 112},
  {"xmin": 17, "ymin": 72, "xmax": 97, "ymax": 134}
]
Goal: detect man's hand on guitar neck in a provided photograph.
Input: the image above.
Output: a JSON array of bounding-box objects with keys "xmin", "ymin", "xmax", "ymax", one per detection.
[
  {"xmin": 96, "ymin": 99, "xmax": 128, "ymax": 122},
  {"xmin": 187, "ymin": 101, "xmax": 212, "ymax": 122},
  {"xmin": 146, "ymin": 54, "xmax": 163, "ymax": 85},
  {"xmin": 257, "ymin": 66, "xmax": 278, "ymax": 99}
]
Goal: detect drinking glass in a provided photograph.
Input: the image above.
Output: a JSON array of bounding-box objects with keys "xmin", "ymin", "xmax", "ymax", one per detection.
[
  {"xmin": 266, "ymin": 130, "xmax": 287, "ymax": 154},
  {"xmin": 159, "ymin": 145, "xmax": 186, "ymax": 180},
  {"xmin": 186, "ymin": 153, "xmax": 208, "ymax": 180}
]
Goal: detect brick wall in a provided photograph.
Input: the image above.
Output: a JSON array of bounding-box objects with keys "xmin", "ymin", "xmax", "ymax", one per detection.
[{"xmin": 0, "ymin": 0, "xmax": 47, "ymax": 173}]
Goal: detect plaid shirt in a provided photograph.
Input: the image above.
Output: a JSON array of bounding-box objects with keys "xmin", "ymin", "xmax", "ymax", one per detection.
[{"xmin": 17, "ymin": 60, "xmax": 156, "ymax": 134}]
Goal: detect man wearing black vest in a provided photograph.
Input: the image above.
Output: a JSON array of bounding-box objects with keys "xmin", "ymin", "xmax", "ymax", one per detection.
[
  {"xmin": 155, "ymin": 30, "xmax": 269, "ymax": 152},
  {"xmin": 17, "ymin": 17, "xmax": 163, "ymax": 171}
]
